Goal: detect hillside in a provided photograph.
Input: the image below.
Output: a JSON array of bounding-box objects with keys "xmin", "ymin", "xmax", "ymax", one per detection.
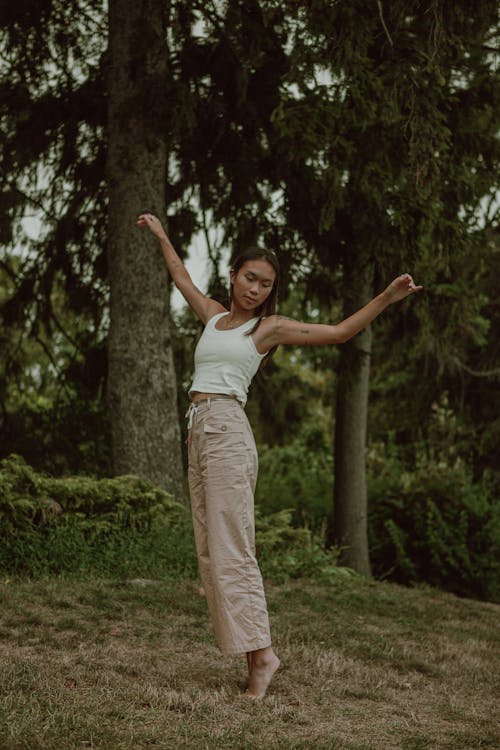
[{"xmin": 0, "ymin": 575, "xmax": 498, "ymax": 750}]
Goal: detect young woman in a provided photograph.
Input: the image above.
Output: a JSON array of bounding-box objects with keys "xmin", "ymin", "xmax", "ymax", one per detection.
[{"xmin": 138, "ymin": 212, "xmax": 422, "ymax": 699}]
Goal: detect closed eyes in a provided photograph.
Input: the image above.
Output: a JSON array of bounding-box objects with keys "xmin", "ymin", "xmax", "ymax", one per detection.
[{"xmin": 246, "ymin": 274, "xmax": 272, "ymax": 288}]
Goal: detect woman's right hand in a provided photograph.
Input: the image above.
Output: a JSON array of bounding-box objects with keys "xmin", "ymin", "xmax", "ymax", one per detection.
[
  {"xmin": 383, "ymin": 273, "xmax": 423, "ymax": 304},
  {"xmin": 137, "ymin": 213, "xmax": 168, "ymax": 241}
]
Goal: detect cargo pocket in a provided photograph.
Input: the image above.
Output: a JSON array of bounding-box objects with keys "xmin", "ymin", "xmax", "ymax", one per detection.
[
  {"xmin": 203, "ymin": 423, "xmax": 244, "ymax": 434},
  {"xmin": 202, "ymin": 419, "xmax": 247, "ymax": 478}
]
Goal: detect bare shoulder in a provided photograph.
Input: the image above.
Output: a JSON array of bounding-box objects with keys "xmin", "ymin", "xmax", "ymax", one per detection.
[
  {"xmin": 252, "ymin": 314, "xmax": 291, "ymax": 351},
  {"xmin": 204, "ymin": 298, "xmax": 227, "ymax": 323},
  {"xmin": 176, "ymin": 275, "xmax": 227, "ymax": 325},
  {"xmin": 257, "ymin": 314, "xmax": 283, "ymax": 336},
  {"xmin": 189, "ymin": 288, "xmax": 226, "ymax": 325},
  {"xmin": 259, "ymin": 314, "xmax": 280, "ymax": 330}
]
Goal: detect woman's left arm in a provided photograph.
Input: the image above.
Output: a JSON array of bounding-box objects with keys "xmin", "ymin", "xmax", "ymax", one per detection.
[{"xmin": 258, "ymin": 274, "xmax": 423, "ymax": 349}]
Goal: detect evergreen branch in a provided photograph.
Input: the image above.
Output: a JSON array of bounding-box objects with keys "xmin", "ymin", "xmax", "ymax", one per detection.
[
  {"xmin": 427, "ymin": 0, "xmax": 443, "ymax": 62},
  {"xmin": 34, "ymin": 333, "xmax": 64, "ymax": 379},
  {"xmin": 207, "ymin": 0, "xmax": 226, "ymax": 30},
  {"xmin": 201, "ymin": 203, "xmax": 216, "ymax": 267},
  {"xmin": 453, "ymin": 358, "xmax": 500, "ymax": 379},
  {"xmin": 376, "ymin": 1, "xmax": 393, "ymax": 47},
  {"xmin": 78, "ymin": 3, "xmax": 107, "ymax": 34},
  {"xmin": 200, "ymin": 199, "xmax": 223, "ymax": 287},
  {"xmin": 49, "ymin": 309, "xmax": 81, "ymax": 351},
  {"xmin": 13, "ymin": 188, "xmax": 52, "ymax": 219},
  {"xmin": 189, "ymin": 0, "xmax": 225, "ymax": 36},
  {"xmin": 34, "ymin": 331, "xmax": 76, "ymax": 410}
]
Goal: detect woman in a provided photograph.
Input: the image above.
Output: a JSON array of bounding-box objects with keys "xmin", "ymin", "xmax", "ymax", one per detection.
[{"xmin": 138, "ymin": 212, "xmax": 422, "ymax": 699}]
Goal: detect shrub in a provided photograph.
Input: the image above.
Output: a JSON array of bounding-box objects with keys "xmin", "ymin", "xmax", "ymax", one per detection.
[
  {"xmin": 0, "ymin": 455, "xmax": 342, "ymax": 583},
  {"xmin": 0, "ymin": 454, "xmax": 197, "ymax": 579},
  {"xmin": 256, "ymin": 427, "xmax": 333, "ymax": 531},
  {"xmin": 255, "ymin": 507, "xmax": 342, "ymax": 583},
  {"xmin": 368, "ymin": 445, "xmax": 500, "ymax": 602}
]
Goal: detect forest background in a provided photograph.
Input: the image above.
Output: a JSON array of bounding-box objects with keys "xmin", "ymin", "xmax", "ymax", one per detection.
[{"xmin": 0, "ymin": 0, "xmax": 499, "ymax": 603}]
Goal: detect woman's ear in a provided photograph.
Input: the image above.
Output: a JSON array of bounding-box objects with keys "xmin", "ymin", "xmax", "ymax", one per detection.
[{"xmin": 229, "ymin": 268, "xmax": 236, "ymax": 285}]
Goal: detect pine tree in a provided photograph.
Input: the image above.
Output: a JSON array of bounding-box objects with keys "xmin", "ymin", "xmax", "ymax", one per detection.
[
  {"xmin": 269, "ymin": 0, "xmax": 499, "ymax": 573},
  {"xmin": 105, "ymin": 0, "xmax": 183, "ymax": 495},
  {"xmin": 2, "ymin": 0, "xmax": 497, "ymax": 556},
  {"xmin": 0, "ymin": 0, "xmax": 186, "ymax": 494}
]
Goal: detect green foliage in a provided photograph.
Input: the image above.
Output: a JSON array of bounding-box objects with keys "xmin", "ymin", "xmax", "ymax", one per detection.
[
  {"xmin": 255, "ymin": 429, "xmax": 370, "ymax": 582},
  {"xmin": 0, "ymin": 262, "xmax": 110, "ymax": 476},
  {"xmin": 255, "ymin": 425, "xmax": 333, "ymax": 530},
  {"xmin": 367, "ymin": 443, "xmax": 500, "ymax": 603},
  {"xmin": 0, "ymin": 455, "xmax": 197, "ymax": 579},
  {"xmin": 255, "ymin": 507, "xmax": 344, "ymax": 584},
  {"xmin": 367, "ymin": 395, "xmax": 500, "ymax": 603},
  {"xmin": 1, "ymin": 0, "xmax": 499, "ymax": 596},
  {"xmin": 256, "ymin": 395, "xmax": 500, "ymax": 602},
  {"xmin": 0, "ymin": 455, "xmax": 340, "ymax": 583}
]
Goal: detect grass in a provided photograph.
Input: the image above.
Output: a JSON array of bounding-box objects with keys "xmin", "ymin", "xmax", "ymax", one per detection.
[{"xmin": 0, "ymin": 574, "xmax": 498, "ymax": 750}]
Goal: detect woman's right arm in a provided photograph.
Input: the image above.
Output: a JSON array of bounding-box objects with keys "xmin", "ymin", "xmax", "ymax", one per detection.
[{"xmin": 137, "ymin": 213, "xmax": 226, "ymax": 324}]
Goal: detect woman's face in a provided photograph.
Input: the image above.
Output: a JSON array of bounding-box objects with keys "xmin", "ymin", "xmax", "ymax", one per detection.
[{"xmin": 230, "ymin": 259, "xmax": 276, "ymax": 312}]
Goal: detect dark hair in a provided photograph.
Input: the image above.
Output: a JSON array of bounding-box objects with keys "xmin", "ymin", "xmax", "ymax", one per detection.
[{"xmin": 230, "ymin": 246, "xmax": 280, "ymax": 360}]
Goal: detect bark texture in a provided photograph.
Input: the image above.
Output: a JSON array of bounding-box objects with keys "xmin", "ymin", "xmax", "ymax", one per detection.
[
  {"xmin": 106, "ymin": 0, "xmax": 184, "ymax": 497},
  {"xmin": 332, "ymin": 261, "xmax": 373, "ymax": 577}
]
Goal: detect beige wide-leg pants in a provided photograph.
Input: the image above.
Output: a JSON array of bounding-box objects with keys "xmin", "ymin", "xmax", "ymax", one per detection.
[{"xmin": 187, "ymin": 397, "xmax": 272, "ymax": 655}]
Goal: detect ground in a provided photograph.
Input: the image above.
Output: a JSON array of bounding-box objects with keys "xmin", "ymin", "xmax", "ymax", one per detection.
[{"xmin": 0, "ymin": 575, "xmax": 498, "ymax": 750}]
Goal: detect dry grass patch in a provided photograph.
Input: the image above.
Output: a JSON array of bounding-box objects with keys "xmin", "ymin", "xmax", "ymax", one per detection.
[{"xmin": 0, "ymin": 576, "xmax": 498, "ymax": 750}]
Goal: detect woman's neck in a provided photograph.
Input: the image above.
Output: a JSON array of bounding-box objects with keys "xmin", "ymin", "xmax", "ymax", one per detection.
[{"xmin": 223, "ymin": 307, "xmax": 255, "ymax": 329}]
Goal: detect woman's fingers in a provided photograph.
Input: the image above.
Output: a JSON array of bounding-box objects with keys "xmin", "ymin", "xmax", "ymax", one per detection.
[
  {"xmin": 137, "ymin": 213, "xmax": 149, "ymax": 226},
  {"xmin": 397, "ymin": 274, "xmax": 422, "ymax": 292},
  {"xmin": 386, "ymin": 274, "xmax": 423, "ymax": 303},
  {"xmin": 136, "ymin": 213, "xmax": 167, "ymax": 242},
  {"xmin": 398, "ymin": 273, "xmax": 414, "ymax": 285},
  {"xmin": 137, "ymin": 213, "xmax": 160, "ymax": 230}
]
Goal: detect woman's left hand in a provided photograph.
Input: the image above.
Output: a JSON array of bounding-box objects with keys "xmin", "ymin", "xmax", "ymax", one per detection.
[{"xmin": 384, "ymin": 274, "xmax": 423, "ymax": 304}]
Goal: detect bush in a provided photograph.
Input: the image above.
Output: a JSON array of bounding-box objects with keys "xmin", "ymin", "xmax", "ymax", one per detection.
[
  {"xmin": 0, "ymin": 454, "xmax": 197, "ymax": 579},
  {"xmin": 255, "ymin": 507, "xmax": 343, "ymax": 583},
  {"xmin": 0, "ymin": 455, "xmax": 342, "ymax": 583},
  {"xmin": 368, "ymin": 444, "xmax": 500, "ymax": 602},
  {"xmin": 255, "ymin": 400, "xmax": 500, "ymax": 602},
  {"xmin": 256, "ymin": 427, "xmax": 333, "ymax": 531}
]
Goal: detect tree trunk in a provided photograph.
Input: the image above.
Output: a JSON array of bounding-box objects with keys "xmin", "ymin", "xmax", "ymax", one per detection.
[
  {"xmin": 332, "ymin": 261, "xmax": 373, "ymax": 576},
  {"xmin": 105, "ymin": 0, "xmax": 184, "ymax": 497}
]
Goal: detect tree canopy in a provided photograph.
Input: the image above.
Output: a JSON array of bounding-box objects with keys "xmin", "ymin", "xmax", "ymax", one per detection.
[{"xmin": 0, "ymin": 0, "xmax": 498, "ymax": 588}]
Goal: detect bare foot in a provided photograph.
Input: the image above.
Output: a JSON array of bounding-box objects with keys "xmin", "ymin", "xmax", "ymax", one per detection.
[{"xmin": 244, "ymin": 649, "xmax": 280, "ymax": 699}]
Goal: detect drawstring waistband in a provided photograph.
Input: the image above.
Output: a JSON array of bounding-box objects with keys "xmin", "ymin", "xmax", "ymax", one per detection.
[
  {"xmin": 185, "ymin": 402, "xmax": 197, "ymax": 431},
  {"xmin": 185, "ymin": 395, "xmax": 240, "ymax": 430}
]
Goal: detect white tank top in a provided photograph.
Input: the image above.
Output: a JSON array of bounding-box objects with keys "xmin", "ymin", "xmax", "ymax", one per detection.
[{"xmin": 189, "ymin": 312, "xmax": 266, "ymax": 406}]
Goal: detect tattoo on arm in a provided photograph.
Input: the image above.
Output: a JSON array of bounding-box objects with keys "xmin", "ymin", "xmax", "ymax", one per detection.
[{"xmin": 277, "ymin": 315, "xmax": 310, "ymax": 336}]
